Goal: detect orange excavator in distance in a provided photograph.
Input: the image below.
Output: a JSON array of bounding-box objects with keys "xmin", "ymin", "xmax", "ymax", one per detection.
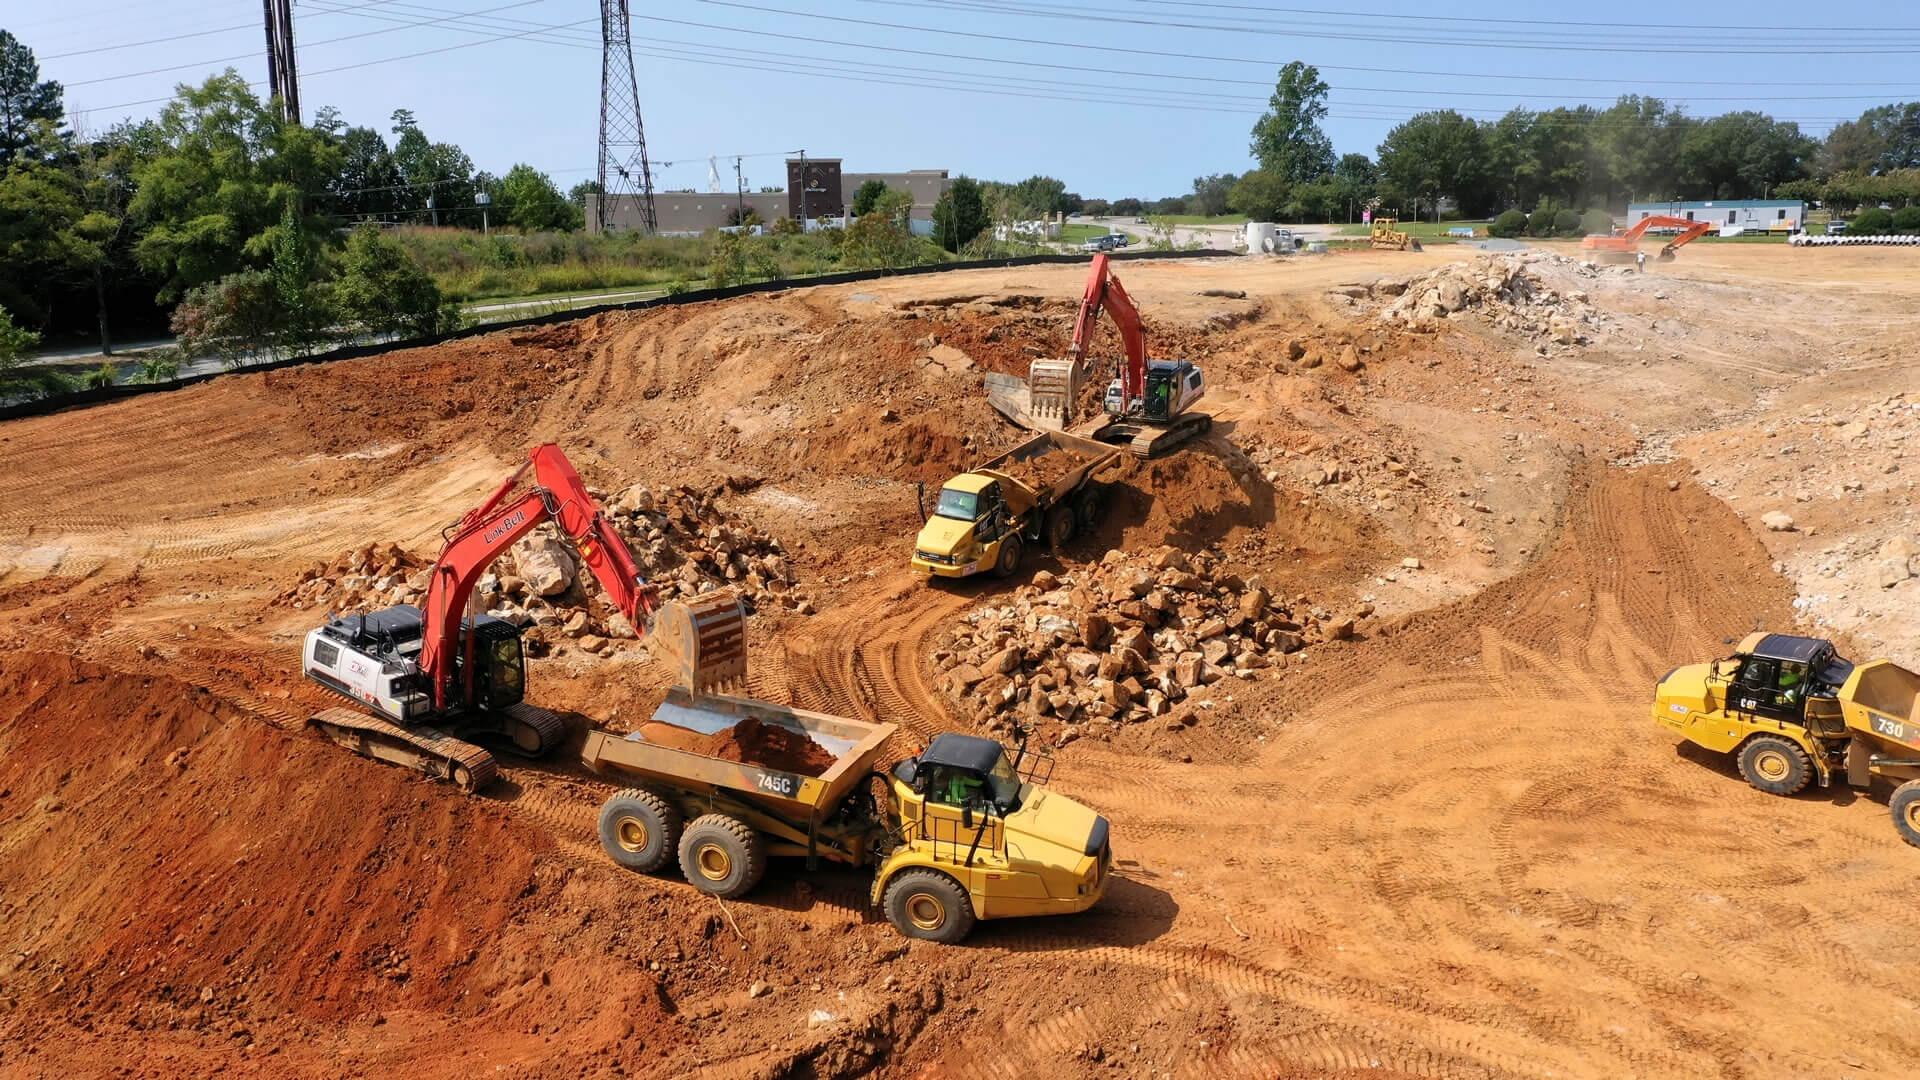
[
  {"xmin": 300, "ymin": 443, "xmax": 745, "ymax": 791},
  {"xmin": 1581, "ymin": 214, "xmax": 1714, "ymax": 266},
  {"xmin": 1012, "ymin": 253, "xmax": 1210, "ymax": 458}
]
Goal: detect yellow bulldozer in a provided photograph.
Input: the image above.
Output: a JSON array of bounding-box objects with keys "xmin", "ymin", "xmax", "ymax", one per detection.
[
  {"xmin": 1652, "ymin": 632, "xmax": 1920, "ymax": 846},
  {"xmin": 1369, "ymin": 216, "xmax": 1423, "ymax": 252}
]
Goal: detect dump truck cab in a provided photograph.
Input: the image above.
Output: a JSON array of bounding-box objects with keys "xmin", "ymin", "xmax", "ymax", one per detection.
[
  {"xmin": 912, "ymin": 472, "xmax": 1028, "ymax": 579},
  {"xmin": 1654, "ymin": 632, "xmax": 1920, "ymax": 847},
  {"xmin": 874, "ymin": 732, "xmax": 1111, "ymax": 942}
]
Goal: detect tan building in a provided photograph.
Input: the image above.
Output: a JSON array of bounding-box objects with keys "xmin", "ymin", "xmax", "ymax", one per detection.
[{"xmin": 586, "ymin": 160, "xmax": 952, "ymax": 235}]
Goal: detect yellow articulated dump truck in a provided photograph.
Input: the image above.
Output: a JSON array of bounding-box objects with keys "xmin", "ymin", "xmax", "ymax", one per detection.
[
  {"xmin": 911, "ymin": 430, "xmax": 1122, "ymax": 580},
  {"xmin": 582, "ymin": 686, "xmax": 1112, "ymax": 943},
  {"xmin": 1652, "ymin": 631, "xmax": 1920, "ymax": 847}
]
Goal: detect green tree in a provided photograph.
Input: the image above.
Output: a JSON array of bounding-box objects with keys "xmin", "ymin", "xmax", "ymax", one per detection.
[
  {"xmin": 1679, "ymin": 112, "xmax": 1813, "ymax": 199},
  {"xmin": 932, "ymin": 176, "xmax": 988, "ymax": 252},
  {"xmin": 1249, "ymin": 61, "xmax": 1334, "ymax": 183},
  {"xmin": 389, "ymin": 109, "xmax": 475, "ymax": 225},
  {"xmin": 335, "ymin": 224, "xmax": 460, "ymax": 338},
  {"xmin": 1226, "ymin": 169, "xmax": 1288, "ymax": 221},
  {"xmin": 1593, "ymin": 96, "xmax": 1690, "ymax": 203},
  {"xmin": 129, "ymin": 72, "xmax": 342, "ymax": 300},
  {"xmin": 841, "ymin": 211, "xmax": 919, "ymax": 269},
  {"xmin": 1377, "ymin": 110, "xmax": 1490, "ymax": 221},
  {"xmin": 0, "ymin": 303, "xmax": 53, "ymax": 398},
  {"xmin": 567, "ymin": 179, "xmax": 603, "ymax": 207},
  {"xmin": 1189, "ymin": 173, "xmax": 1236, "ymax": 217},
  {"xmin": 1082, "ymin": 197, "xmax": 1112, "ymax": 216},
  {"xmin": 263, "ymin": 206, "xmax": 334, "ymax": 357},
  {"xmin": 1004, "ymin": 174, "xmax": 1068, "ymax": 218},
  {"xmin": 1488, "ymin": 209, "xmax": 1528, "ymax": 238},
  {"xmin": 329, "ymin": 125, "xmax": 402, "ymax": 221},
  {"xmin": 0, "ymin": 30, "xmax": 65, "ymax": 167},
  {"xmin": 496, "ymin": 163, "xmax": 580, "ymax": 231},
  {"xmin": 850, "ymin": 178, "xmax": 890, "ymax": 217},
  {"xmin": 1849, "ymin": 207, "xmax": 1893, "ymax": 234},
  {"xmin": 170, "ymin": 270, "xmax": 281, "ymax": 366},
  {"xmin": 1110, "ymin": 197, "xmax": 1143, "ymax": 217}
]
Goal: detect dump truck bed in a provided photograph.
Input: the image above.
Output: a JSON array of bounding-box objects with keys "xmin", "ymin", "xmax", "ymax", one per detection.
[
  {"xmin": 975, "ymin": 430, "xmax": 1122, "ymax": 506},
  {"xmin": 580, "ymin": 687, "xmax": 896, "ymax": 816}
]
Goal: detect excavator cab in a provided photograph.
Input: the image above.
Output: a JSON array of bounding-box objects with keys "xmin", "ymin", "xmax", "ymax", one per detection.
[{"xmin": 455, "ymin": 615, "xmax": 527, "ymax": 712}]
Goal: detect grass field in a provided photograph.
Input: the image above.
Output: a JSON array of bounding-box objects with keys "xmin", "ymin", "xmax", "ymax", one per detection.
[
  {"xmin": 1152, "ymin": 214, "xmax": 1250, "ymax": 225},
  {"xmin": 1058, "ymin": 223, "xmax": 1111, "ymax": 245},
  {"xmin": 1336, "ymin": 219, "xmax": 1490, "ymax": 238}
]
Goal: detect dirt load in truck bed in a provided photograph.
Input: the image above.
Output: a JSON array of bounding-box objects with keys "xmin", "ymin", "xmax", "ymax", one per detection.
[
  {"xmin": 634, "ymin": 714, "xmax": 838, "ymax": 776},
  {"xmin": 991, "ymin": 446, "xmax": 1090, "ymax": 493}
]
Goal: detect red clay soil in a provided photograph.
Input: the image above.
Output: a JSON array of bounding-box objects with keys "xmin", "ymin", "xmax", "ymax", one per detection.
[
  {"xmin": 990, "ymin": 446, "xmax": 1089, "ymax": 494},
  {"xmin": 637, "ymin": 714, "xmax": 837, "ymax": 776}
]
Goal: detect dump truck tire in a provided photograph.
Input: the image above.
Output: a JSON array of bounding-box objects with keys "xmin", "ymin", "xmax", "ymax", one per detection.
[
  {"xmin": 1075, "ymin": 485, "xmax": 1104, "ymax": 532},
  {"xmin": 598, "ymin": 788, "xmax": 681, "ymax": 873},
  {"xmin": 678, "ymin": 814, "xmax": 767, "ymax": 899},
  {"xmin": 883, "ymin": 869, "xmax": 976, "ymax": 945},
  {"xmin": 1737, "ymin": 735, "xmax": 1811, "ymax": 796},
  {"xmin": 1892, "ymin": 781, "xmax": 1920, "ymax": 849},
  {"xmin": 993, "ymin": 536, "xmax": 1024, "ymax": 579},
  {"xmin": 1045, "ymin": 506, "xmax": 1076, "ymax": 551}
]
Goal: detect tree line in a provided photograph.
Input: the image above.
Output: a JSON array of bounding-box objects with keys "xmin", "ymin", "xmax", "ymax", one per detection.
[
  {"xmin": 0, "ymin": 28, "xmax": 591, "ymax": 384},
  {"xmin": 1088, "ymin": 64, "xmax": 1919, "ymax": 228}
]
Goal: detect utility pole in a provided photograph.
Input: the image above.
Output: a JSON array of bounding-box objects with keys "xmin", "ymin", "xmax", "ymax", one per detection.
[
  {"xmin": 735, "ymin": 157, "xmax": 745, "ymax": 226},
  {"xmin": 797, "ymin": 149, "xmax": 808, "ymax": 230},
  {"xmin": 261, "ymin": 0, "xmax": 300, "ymax": 124},
  {"xmin": 477, "ymin": 191, "xmax": 491, "ymax": 236},
  {"xmin": 597, "ymin": 0, "xmax": 656, "ymax": 232}
]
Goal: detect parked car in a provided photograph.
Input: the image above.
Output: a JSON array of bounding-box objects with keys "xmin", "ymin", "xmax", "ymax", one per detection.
[
  {"xmin": 1828, "ymin": 220, "xmax": 1848, "ymax": 235},
  {"xmin": 1080, "ymin": 234, "xmax": 1129, "ymax": 252}
]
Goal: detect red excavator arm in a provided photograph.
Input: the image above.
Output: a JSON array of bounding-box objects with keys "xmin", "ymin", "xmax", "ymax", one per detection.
[
  {"xmin": 1586, "ymin": 214, "xmax": 1715, "ymax": 258},
  {"xmin": 1067, "ymin": 253, "xmax": 1149, "ymax": 405},
  {"xmin": 416, "ymin": 444, "xmax": 658, "ymax": 711}
]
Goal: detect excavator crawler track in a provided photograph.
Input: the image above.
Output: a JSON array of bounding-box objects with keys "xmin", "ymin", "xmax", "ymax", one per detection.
[
  {"xmin": 309, "ymin": 707, "xmax": 499, "ymax": 793},
  {"xmin": 494, "ymin": 703, "xmax": 570, "ymax": 758},
  {"xmin": 1093, "ymin": 412, "xmax": 1213, "ymax": 458}
]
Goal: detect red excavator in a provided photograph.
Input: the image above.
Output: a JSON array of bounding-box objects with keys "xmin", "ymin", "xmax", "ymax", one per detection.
[
  {"xmin": 301, "ymin": 443, "xmax": 745, "ymax": 791},
  {"xmin": 1005, "ymin": 253, "xmax": 1210, "ymax": 458},
  {"xmin": 1581, "ymin": 214, "xmax": 1714, "ymax": 265}
]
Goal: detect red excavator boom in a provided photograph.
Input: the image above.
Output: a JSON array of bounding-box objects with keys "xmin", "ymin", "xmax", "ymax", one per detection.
[
  {"xmin": 417, "ymin": 444, "xmax": 658, "ymax": 711},
  {"xmin": 1582, "ymin": 214, "xmax": 1715, "ymax": 260},
  {"xmin": 1066, "ymin": 252, "xmax": 1149, "ymax": 407}
]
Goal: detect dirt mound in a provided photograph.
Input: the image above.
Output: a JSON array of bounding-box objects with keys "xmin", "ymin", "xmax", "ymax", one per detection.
[
  {"xmin": 278, "ymin": 483, "xmax": 815, "ymax": 658},
  {"xmin": 933, "ymin": 544, "xmax": 1350, "ymax": 744},
  {"xmin": 1361, "ymin": 251, "xmax": 1611, "ymax": 348},
  {"xmin": 1097, "ymin": 447, "xmax": 1274, "ymax": 551}
]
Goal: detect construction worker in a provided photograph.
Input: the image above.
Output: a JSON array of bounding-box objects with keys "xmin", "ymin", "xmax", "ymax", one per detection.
[
  {"xmin": 932, "ymin": 767, "xmax": 986, "ymax": 807},
  {"xmin": 1778, "ymin": 660, "xmax": 1809, "ymax": 708},
  {"xmin": 1635, "ymin": 249, "xmax": 1647, "ymax": 273}
]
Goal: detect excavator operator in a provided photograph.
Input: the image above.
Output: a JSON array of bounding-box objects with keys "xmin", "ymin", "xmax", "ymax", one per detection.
[{"xmin": 1777, "ymin": 660, "xmax": 1809, "ymax": 708}]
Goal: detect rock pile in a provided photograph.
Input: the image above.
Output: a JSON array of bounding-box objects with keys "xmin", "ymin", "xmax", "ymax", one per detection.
[
  {"xmin": 1364, "ymin": 253, "xmax": 1605, "ymax": 346},
  {"xmin": 278, "ymin": 483, "xmax": 809, "ymax": 655},
  {"xmin": 932, "ymin": 546, "xmax": 1350, "ymax": 743}
]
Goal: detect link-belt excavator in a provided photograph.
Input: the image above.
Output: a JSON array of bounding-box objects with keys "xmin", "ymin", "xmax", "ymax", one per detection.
[
  {"xmin": 301, "ymin": 444, "xmax": 745, "ymax": 791},
  {"xmin": 987, "ymin": 253, "xmax": 1210, "ymax": 458}
]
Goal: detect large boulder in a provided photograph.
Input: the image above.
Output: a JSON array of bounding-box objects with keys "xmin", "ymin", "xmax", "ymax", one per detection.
[{"xmin": 512, "ymin": 533, "xmax": 577, "ymax": 597}]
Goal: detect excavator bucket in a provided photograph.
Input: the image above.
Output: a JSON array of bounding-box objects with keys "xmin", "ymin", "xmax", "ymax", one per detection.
[
  {"xmin": 652, "ymin": 592, "xmax": 748, "ymax": 694},
  {"xmin": 1025, "ymin": 359, "xmax": 1080, "ymax": 430}
]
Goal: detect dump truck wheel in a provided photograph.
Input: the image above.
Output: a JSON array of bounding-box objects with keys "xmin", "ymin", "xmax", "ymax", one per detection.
[
  {"xmin": 1892, "ymin": 781, "xmax": 1920, "ymax": 849},
  {"xmin": 1045, "ymin": 507, "xmax": 1076, "ymax": 551},
  {"xmin": 677, "ymin": 814, "xmax": 767, "ymax": 899},
  {"xmin": 1075, "ymin": 486, "xmax": 1104, "ymax": 532},
  {"xmin": 1737, "ymin": 735, "xmax": 1811, "ymax": 796},
  {"xmin": 993, "ymin": 536, "xmax": 1024, "ymax": 578},
  {"xmin": 598, "ymin": 789, "xmax": 681, "ymax": 873},
  {"xmin": 883, "ymin": 869, "xmax": 976, "ymax": 945}
]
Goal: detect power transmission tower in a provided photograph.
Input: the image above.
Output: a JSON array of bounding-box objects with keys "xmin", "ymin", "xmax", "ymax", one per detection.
[
  {"xmin": 262, "ymin": 0, "xmax": 300, "ymax": 124},
  {"xmin": 597, "ymin": 0, "xmax": 655, "ymax": 232}
]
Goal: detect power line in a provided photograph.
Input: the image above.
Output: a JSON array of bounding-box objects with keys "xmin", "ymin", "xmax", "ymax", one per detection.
[
  {"xmin": 866, "ymin": 0, "xmax": 1920, "ymax": 54},
  {"xmin": 63, "ymin": 0, "xmax": 553, "ymax": 87},
  {"xmin": 1120, "ymin": 0, "xmax": 1918, "ymax": 36},
  {"xmin": 38, "ymin": 0, "xmax": 405, "ymax": 60}
]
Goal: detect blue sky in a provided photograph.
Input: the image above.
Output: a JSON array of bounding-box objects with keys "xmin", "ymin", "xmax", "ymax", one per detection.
[{"xmin": 21, "ymin": 0, "xmax": 1920, "ymax": 199}]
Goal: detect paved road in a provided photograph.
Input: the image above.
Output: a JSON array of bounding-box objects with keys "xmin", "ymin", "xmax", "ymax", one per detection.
[
  {"xmin": 24, "ymin": 287, "xmax": 670, "ymax": 376},
  {"xmin": 1074, "ymin": 216, "xmax": 1342, "ymax": 251}
]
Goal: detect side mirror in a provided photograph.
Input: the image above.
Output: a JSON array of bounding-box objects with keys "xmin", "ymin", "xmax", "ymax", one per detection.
[
  {"xmin": 891, "ymin": 758, "xmax": 918, "ymax": 786},
  {"xmin": 915, "ymin": 481, "xmax": 927, "ymax": 522},
  {"xmin": 961, "ymin": 805, "xmax": 974, "ymax": 829}
]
